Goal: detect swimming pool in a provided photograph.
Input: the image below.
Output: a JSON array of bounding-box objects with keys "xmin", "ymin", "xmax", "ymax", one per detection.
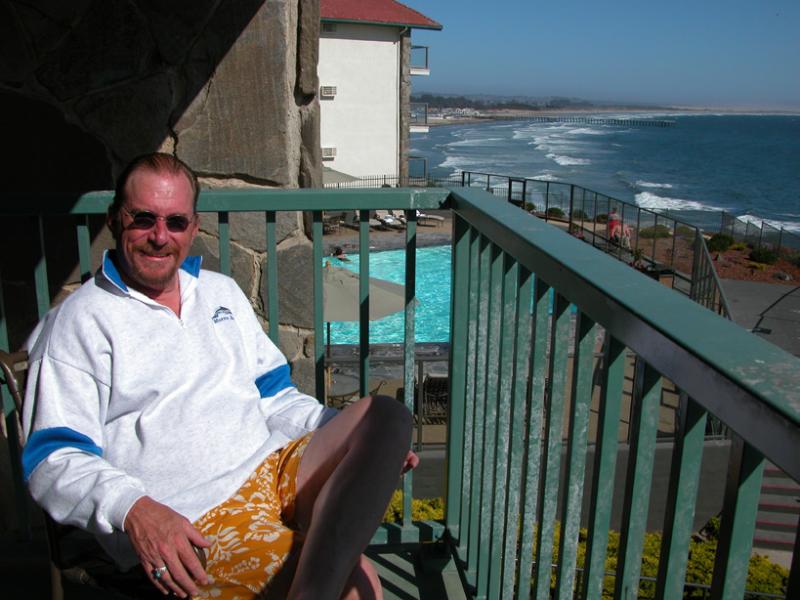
[{"xmin": 326, "ymin": 245, "xmax": 451, "ymax": 344}]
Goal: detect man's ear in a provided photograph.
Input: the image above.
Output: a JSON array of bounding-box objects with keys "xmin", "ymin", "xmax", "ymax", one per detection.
[{"xmin": 107, "ymin": 209, "xmax": 121, "ymax": 240}]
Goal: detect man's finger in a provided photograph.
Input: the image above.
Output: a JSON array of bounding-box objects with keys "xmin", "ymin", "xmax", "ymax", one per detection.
[
  {"xmin": 162, "ymin": 549, "xmax": 201, "ymax": 598},
  {"xmin": 145, "ymin": 562, "xmax": 170, "ymax": 595}
]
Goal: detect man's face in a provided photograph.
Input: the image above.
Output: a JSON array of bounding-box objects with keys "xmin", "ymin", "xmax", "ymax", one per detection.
[{"xmin": 110, "ymin": 169, "xmax": 198, "ymax": 295}]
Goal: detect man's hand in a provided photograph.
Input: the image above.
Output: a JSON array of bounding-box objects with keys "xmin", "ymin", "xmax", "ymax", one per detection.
[
  {"xmin": 124, "ymin": 496, "xmax": 210, "ymax": 598},
  {"xmin": 402, "ymin": 450, "xmax": 420, "ymax": 474}
]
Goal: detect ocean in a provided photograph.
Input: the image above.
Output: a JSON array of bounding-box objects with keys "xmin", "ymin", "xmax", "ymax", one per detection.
[{"xmin": 411, "ymin": 113, "xmax": 800, "ymax": 233}]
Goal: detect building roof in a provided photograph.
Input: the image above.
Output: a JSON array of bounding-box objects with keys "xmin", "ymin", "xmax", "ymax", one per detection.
[{"xmin": 320, "ymin": 0, "xmax": 442, "ymax": 30}]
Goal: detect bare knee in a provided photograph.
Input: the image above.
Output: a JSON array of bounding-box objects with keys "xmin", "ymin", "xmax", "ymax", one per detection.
[
  {"xmin": 354, "ymin": 394, "xmax": 413, "ymax": 443},
  {"xmin": 340, "ymin": 555, "xmax": 382, "ymax": 600}
]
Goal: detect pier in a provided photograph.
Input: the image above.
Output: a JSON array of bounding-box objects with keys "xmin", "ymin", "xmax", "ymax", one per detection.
[{"xmin": 487, "ymin": 114, "xmax": 675, "ymax": 127}]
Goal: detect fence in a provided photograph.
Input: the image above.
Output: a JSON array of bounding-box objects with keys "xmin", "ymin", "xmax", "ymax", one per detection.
[
  {"xmin": 2, "ymin": 186, "xmax": 798, "ymax": 598},
  {"xmin": 323, "ymin": 171, "xmax": 733, "ymax": 320},
  {"xmin": 720, "ymin": 212, "xmax": 800, "ymax": 255}
]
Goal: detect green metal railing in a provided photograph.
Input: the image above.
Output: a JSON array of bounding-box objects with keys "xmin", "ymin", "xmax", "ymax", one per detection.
[
  {"xmin": 444, "ymin": 187, "xmax": 798, "ymax": 599},
  {"xmin": 2, "ymin": 187, "xmax": 799, "ymax": 598}
]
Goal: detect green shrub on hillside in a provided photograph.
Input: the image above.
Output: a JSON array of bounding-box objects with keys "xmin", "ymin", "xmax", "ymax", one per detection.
[
  {"xmin": 639, "ymin": 224, "xmax": 672, "ymax": 239},
  {"xmin": 749, "ymin": 247, "xmax": 779, "ymax": 264},
  {"xmin": 676, "ymin": 225, "xmax": 696, "ymax": 238},
  {"xmin": 730, "ymin": 242, "xmax": 748, "ymax": 251},
  {"xmin": 546, "ymin": 207, "xmax": 566, "ymax": 219},
  {"xmin": 595, "ymin": 213, "xmax": 609, "ymax": 223},
  {"xmin": 571, "ymin": 209, "xmax": 589, "ymax": 220},
  {"xmin": 707, "ymin": 233, "xmax": 734, "ymax": 252}
]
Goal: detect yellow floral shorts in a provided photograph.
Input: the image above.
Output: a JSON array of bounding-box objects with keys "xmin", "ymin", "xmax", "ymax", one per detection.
[{"xmin": 192, "ymin": 433, "xmax": 313, "ymax": 600}]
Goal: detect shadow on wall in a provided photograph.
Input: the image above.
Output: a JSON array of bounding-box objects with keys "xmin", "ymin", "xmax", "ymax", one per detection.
[
  {"xmin": 1, "ymin": 92, "xmax": 111, "ymax": 349},
  {"xmin": 0, "ymin": 0, "xmax": 271, "ymax": 348}
]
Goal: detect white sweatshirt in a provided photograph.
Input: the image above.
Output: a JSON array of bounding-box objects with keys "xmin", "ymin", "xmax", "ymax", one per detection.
[{"xmin": 22, "ymin": 251, "xmax": 337, "ymax": 568}]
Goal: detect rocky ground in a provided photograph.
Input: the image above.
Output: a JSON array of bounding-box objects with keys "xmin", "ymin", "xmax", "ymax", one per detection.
[{"xmin": 711, "ymin": 246, "xmax": 800, "ymax": 284}]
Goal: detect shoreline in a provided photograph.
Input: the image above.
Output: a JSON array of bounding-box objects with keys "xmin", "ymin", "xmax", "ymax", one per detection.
[{"xmin": 427, "ymin": 107, "xmax": 800, "ymax": 127}]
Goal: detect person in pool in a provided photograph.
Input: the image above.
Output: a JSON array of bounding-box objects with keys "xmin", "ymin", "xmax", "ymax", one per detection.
[{"xmin": 332, "ymin": 246, "xmax": 350, "ymax": 261}]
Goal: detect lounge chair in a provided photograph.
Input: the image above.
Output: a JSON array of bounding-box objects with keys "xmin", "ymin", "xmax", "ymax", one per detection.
[
  {"xmin": 416, "ymin": 209, "xmax": 445, "ymax": 227},
  {"xmin": 375, "ymin": 209, "xmax": 405, "ymax": 229}
]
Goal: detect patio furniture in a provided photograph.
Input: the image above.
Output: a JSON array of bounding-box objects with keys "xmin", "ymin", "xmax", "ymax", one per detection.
[
  {"xmin": 375, "ymin": 209, "xmax": 405, "ymax": 229},
  {"xmin": 416, "ymin": 209, "xmax": 445, "ymax": 226},
  {"xmin": 0, "ymin": 350, "xmax": 160, "ymax": 599}
]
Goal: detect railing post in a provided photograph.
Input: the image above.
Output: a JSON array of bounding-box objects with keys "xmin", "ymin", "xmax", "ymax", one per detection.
[
  {"xmin": 690, "ymin": 230, "xmax": 703, "ymax": 302},
  {"xmin": 710, "ymin": 437, "xmax": 765, "ymax": 599},
  {"xmin": 568, "ymin": 184, "xmax": 575, "ymax": 234},
  {"xmin": 544, "ymin": 181, "xmax": 550, "ymax": 221}
]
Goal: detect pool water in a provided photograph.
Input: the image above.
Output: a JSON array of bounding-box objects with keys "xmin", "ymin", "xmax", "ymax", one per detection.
[{"xmin": 326, "ymin": 245, "xmax": 452, "ymax": 344}]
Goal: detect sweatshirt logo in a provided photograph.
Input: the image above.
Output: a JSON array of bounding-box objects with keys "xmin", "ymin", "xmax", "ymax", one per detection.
[{"xmin": 212, "ymin": 306, "xmax": 234, "ymax": 323}]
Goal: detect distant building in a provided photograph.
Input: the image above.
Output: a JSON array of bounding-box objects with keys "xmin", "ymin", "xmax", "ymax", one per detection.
[{"xmin": 319, "ymin": 0, "xmax": 441, "ymax": 183}]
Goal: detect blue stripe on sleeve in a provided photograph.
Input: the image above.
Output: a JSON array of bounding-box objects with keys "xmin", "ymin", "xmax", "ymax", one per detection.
[
  {"xmin": 23, "ymin": 427, "xmax": 103, "ymax": 482},
  {"xmin": 255, "ymin": 363, "xmax": 294, "ymax": 398}
]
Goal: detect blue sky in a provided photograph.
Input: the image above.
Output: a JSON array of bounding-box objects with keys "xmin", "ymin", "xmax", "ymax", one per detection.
[{"xmin": 407, "ymin": 0, "xmax": 800, "ymax": 109}]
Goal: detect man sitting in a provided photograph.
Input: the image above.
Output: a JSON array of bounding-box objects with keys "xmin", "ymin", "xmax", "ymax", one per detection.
[{"xmin": 22, "ymin": 153, "xmax": 417, "ymax": 599}]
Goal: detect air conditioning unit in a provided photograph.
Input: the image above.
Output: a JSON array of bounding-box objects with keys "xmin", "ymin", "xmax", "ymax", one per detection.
[
  {"xmin": 321, "ymin": 147, "xmax": 337, "ymax": 159},
  {"xmin": 320, "ymin": 86, "xmax": 337, "ymax": 98}
]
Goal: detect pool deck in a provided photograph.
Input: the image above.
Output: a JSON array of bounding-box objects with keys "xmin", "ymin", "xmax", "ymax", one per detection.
[{"xmin": 323, "ymin": 210, "xmax": 453, "ymax": 253}]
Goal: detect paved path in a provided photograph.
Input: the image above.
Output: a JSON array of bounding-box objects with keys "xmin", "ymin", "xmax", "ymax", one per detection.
[{"xmin": 721, "ymin": 279, "xmax": 800, "ymax": 357}]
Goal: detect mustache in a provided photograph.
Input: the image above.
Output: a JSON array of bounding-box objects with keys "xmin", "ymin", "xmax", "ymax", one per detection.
[{"xmin": 134, "ymin": 241, "xmax": 179, "ymax": 255}]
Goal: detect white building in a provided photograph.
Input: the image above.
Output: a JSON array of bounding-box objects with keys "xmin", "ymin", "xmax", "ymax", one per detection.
[{"xmin": 319, "ymin": 0, "xmax": 441, "ymax": 182}]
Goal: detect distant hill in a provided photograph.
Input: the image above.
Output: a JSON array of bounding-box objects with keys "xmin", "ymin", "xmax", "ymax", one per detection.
[{"xmin": 410, "ymin": 92, "xmax": 666, "ymax": 111}]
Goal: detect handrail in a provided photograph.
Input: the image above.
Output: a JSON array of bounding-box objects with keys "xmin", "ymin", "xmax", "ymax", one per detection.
[
  {"xmin": 445, "ymin": 185, "xmax": 799, "ymax": 598},
  {"xmin": 448, "ymin": 187, "xmax": 799, "ymax": 452},
  {"xmin": 458, "ymin": 170, "xmax": 734, "ymax": 320},
  {"xmin": 3, "ymin": 186, "xmax": 797, "ymax": 598}
]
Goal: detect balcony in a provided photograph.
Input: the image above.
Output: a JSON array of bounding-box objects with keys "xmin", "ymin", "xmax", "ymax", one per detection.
[
  {"xmin": 410, "ymin": 45, "xmax": 431, "ymax": 76},
  {"xmin": 410, "ymin": 102, "xmax": 429, "ymax": 133},
  {"xmin": 1, "ymin": 187, "xmax": 799, "ymax": 599}
]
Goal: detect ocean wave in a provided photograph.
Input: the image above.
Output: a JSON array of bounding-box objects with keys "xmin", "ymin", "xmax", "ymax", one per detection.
[
  {"xmin": 737, "ymin": 214, "xmax": 800, "ymax": 233},
  {"xmin": 564, "ymin": 127, "xmax": 610, "ymax": 136},
  {"xmin": 636, "ymin": 180, "xmax": 674, "ymax": 189},
  {"xmin": 446, "ymin": 137, "xmax": 504, "ymax": 147},
  {"xmin": 546, "ymin": 153, "xmax": 591, "ymax": 166},
  {"xmin": 438, "ymin": 155, "xmax": 488, "ymax": 170},
  {"xmin": 634, "ymin": 191, "xmax": 721, "ymax": 212},
  {"xmin": 530, "ymin": 172, "xmax": 560, "ymax": 181}
]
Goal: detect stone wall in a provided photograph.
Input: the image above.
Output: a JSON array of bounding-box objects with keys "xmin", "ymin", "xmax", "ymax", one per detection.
[{"xmin": 0, "ymin": 0, "xmax": 322, "ymax": 393}]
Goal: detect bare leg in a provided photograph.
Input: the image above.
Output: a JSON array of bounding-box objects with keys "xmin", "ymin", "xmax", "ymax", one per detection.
[
  {"xmin": 340, "ymin": 555, "xmax": 382, "ymax": 600},
  {"xmin": 287, "ymin": 395, "xmax": 411, "ymax": 599}
]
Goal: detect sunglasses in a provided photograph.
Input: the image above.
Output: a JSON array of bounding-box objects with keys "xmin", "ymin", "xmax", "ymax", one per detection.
[{"xmin": 121, "ymin": 206, "xmax": 194, "ymax": 233}]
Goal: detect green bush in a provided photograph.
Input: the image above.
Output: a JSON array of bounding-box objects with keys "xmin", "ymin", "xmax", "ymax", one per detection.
[
  {"xmin": 595, "ymin": 213, "xmax": 609, "ymax": 224},
  {"xmin": 522, "ymin": 201, "xmax": 538, "ymax": 212},
  {"xmin": 387, "ymin": 503, "xmax": 788, "ymax": 597},
  {"xmin": 571, "ymin": 209, "xmax": 589, "ymax": 220},
  {"xmin": 730, "ymin": 242, "xmax": 748, "ymax": 251},
  {"xmin": 788, "ymin": 252, "xmax": 800, "ymax": 267},
  {"xmin": 383, "ymin": 491, "xmax": 444, "ymax": 523},
  {"xmin": 639, "ymin": 224, "xmax": 672, "ymax": 239},
  {"xmin": 749, "ymin": 247, "xmax": 779, "ymax": 265},
  {"xmin": 546, "ymin": 206, "xmax": 566, "ymax": 219},
  {"xmin": 707, "ymin": 233, "xmax": 735, "ymax": 252},
  {"xmin": 676, "ymin": 225, "xmax": 696, "ymax": 238}
]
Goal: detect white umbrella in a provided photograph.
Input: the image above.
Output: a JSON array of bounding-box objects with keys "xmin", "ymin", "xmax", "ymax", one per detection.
[{"xmin": 323, "ymin": 263, "xmax": 407, "ymax": 323}]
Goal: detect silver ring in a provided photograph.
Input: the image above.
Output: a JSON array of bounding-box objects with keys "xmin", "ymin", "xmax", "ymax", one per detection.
[{"xmin": 151, "ymin": 565, "xmax": 168, "ymax": 580}]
